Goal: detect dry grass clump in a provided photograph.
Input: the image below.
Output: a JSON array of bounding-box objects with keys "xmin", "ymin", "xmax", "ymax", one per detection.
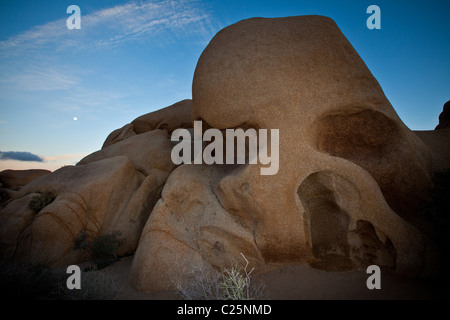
[{"xmin": 175, "ymin": 253, "xmax": 268, "ymax": 300}]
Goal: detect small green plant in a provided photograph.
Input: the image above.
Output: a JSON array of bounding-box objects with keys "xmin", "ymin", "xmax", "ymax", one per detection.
[
  {"xmin": 28, "ymin": 191, "xmax": 56, "ymax": 213},
  {"xmin": 219, "ymin": 265, "xmax": 253, "ymax": 300},
  {"xmin": 74, "ymin": 230, "xmax": 125, "ymax": 269},
  {"xmin": 176, "ymin": 253, "xmax": 268, "ymax": 300}
]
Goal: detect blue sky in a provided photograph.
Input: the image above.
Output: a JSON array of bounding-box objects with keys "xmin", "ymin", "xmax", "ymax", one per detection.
[{"xmin": 0, "ymin": 0, "xmax": 449, "ymax": 171}]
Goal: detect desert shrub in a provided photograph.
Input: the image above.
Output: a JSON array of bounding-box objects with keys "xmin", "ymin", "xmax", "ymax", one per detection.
[
  {"xmin": 74, "ymin": 229, "xmax": 89, "ymax": 251},
  {"xmin": 220, "ymin": 265, "xmax": 258, "ymax": 300},
  {"xmin": 175, "ymin": 267, "xmax": 222, "ymax": 300},
  {"xmin": 28, "ymin": 191, "xmax": 56, "ymax": 213},
  {"xmin": 74, "ymin": 230, "xmax": 125, "ymax": 269},
  {"xmin": 90, "ymin": 232, "xmax": 125, "ymax": 268},
  {"xmin": 176, "ymin": 254, "xmax": 268, "ymax": 300}
]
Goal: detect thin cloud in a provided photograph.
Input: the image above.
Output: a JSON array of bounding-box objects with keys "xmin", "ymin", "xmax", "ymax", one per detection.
[
  {"xmin": 0, "ymin": 151, "xmax": 44, "ymax": 162},
  {"xmin": 0, "ymin": 0, "xmax": 214, "ymax": 53},
  {"xmin": 0, "ymin": 0, "xmax": 215, "ymax": 93},
  {"xmin": 0, "ymin": 153, "xmax": 89, "ymax": 171},
  {"xmin": 4, "ymin": 65, "xmax": 80, "ymax": 91}
]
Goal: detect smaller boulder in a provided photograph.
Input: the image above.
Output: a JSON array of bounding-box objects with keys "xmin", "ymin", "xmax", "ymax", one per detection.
[
  {"xmin": 0, "ymin": 169, "xmax": 51, "ymax": 191},
  {"xmin": 102, "ymin": 99, "xmax": 192, "ymax": 148},
  {"xmin": 435, "ymin": 100, "xmax": 450, "ymax": 130}
]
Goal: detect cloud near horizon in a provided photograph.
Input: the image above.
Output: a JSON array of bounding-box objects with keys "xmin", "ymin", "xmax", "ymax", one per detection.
[
  {"xmin": 0, "ymin": 151, "xmax": 45, "ymax": 162},
  {"xmin": 0, "ymin": 153, "xmax": 90, "ymax": 172}
]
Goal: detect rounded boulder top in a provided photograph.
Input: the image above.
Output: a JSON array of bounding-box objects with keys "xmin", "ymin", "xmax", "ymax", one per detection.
[{"xmin": 192, "ymin": 15, "xmax": 395, "ymax": 131}]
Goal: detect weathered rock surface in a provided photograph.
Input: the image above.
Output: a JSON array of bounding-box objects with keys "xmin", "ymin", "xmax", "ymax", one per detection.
[
  {"xmin": 102, "ymin": 99, "xmax": 192, "ymax": 149},
  {"xmin": 0, "ymin": 156, "xmax": 163, "ymax": 266},
  {"xmin": 192, "ymin": 15, "xmax": 433, "ymax": 222},
  {"xmin": 131, "ymin": 15, "xmax": 440, "ymax": 291},
  {"xmin": 0, "ymin": 187, "xmax": 17, "ymax": 207},
  {"xmin": 0, "ymin": 106, "xmax": 180, "ymax": 266},
  {"xmin": 131, "ymin": 164, "xmax": 266, "ymax": 291},
  {"xmin": 1, "ymin": 16, "xmax": 448, "ymax": 295},
  {"xmin": 0, "ymin": 169, "xmax": 51, "ymax": 207},
  {"xmin": 435, "ymin": 100, "xmax": 450, "ymax": 130},
  {"xmin": 79, "ymin": 130, "xmax": 176, "ymax": 176},
  {"xmin": 414, "ymin": 129, "xmax": 450, "ymax": 173}
]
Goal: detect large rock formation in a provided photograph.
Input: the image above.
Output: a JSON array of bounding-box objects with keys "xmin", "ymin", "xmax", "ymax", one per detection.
[
  {"xmin": 0, "ymin": 122, "xmax": 184, "ymax": 266},
  {"xmin": 131, "ymin": 16, "xmax": 441, "ymax": 291},
  {"xmin": 130, "ymin": 165, "xmax": 267, "ymax": 291},
  {"xmin": 1, "ymin": 16, "xmax": 448, "ymax": 294}
]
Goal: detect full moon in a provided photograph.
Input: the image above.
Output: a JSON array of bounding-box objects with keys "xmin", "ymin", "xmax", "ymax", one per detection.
[{"xmin": 73, "ymin": 117, "xmax": 78, "ymax": 121}]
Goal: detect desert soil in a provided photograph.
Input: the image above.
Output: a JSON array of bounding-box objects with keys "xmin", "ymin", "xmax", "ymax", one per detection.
[{"xmin": 99, "ymin": 256, "xmax": 448, "ymax": 300}]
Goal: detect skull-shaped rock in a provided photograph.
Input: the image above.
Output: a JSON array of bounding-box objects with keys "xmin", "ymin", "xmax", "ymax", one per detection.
[
  {"xmin": 131, "ymin": 16, "xmax": 436, "ymax": 291},
  {"xmin": 192, "ymin": 15, "xmax": 435, "ymax": 269}
]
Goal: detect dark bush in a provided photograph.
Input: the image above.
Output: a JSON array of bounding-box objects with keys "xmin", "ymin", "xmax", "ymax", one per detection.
[
  {"xmin": 28, "ymin": 191, "xmax": 56, "ymax": 213},
  {"xmin": 90, "ymin": 231, "xmax": 125, "ymax": 268},
  {"xmin": 74, "ymin": 230, "xmax": 125, "ymax": 270}
]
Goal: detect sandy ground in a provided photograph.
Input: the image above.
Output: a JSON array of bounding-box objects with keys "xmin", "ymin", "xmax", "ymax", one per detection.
[{"xmin": 99, "ymin": 256, "xmax": 448, "ymax": 300}]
